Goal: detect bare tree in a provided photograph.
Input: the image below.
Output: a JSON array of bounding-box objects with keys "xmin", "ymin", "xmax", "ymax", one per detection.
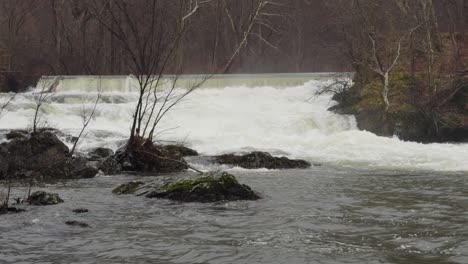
[
  {"xmin": 69, "ymin": 80, "xmax": 102, "ymax": 156},
  {"xmin": 30, "ymin": 76, "xmax": 62, "ymax": 132},
  {"xmin": 368, "ymin": 24, "xmax": 419, "ymax": 111},
  {"xmin": 0, "ymin": 93, "xmax": 14, "ymax": 118}
]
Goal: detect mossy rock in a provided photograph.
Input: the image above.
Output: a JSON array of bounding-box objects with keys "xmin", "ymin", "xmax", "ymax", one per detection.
[
  {"xmin": 133, "ymin": 171, "xmax": 260, "ymax": 203},
  {"xmin": 112, "ymin": 181, "xmax": 145, "ymax": 195}
]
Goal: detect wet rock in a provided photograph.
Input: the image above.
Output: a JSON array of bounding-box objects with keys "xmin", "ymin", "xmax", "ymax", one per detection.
[
  {"xmin": 26, "ymin": 191, "xmax": 64, "ymax": 206},
  {"xmin": 163, "ymin": 145, "xmax": 198, "ymax": 157},
  {"xmin": 72, "ymin": 208, "xmax": 89, "ymax": 214},
  {"xmin": 215, "ymin": 151, "xmax": 311, "ymax": 169},
  {"xmin": 1, "ymin": 130, "xmax": 100, "ymax": 181},
  {"xmin": 41, "ymin": 156, "xmax": 99, "ymax": 180},
  {"xmin": 65, "ymin": 220, "xmax": 89, "ymax": 228},
  {"xmin": 112, "ymin": 181, "xmax": 145, "ymax": 195},
  {"xmin": 115, "ymin": 141, "xmax": 188, "ymax": 173},
  {"xmin": 5, "ymin": 131, "xmax": 69, "ymax": 172},
  {"xmin": 6, "ymin": 130, "xmax": 28, "ymax": 140},
  {"xmin": 140, "ymin": 171, "xmax": 260, "ymax": 203},
  {"xmin": 97, "ymin": 157, "xmax": 122, "ymax": 175},
  {"xmin": 0, "ymin": 206, "xmax": 25, "ymax": 215},
  {"xmin": 0, "ymin": 144, "xmax": 8, "ymax": 177},
  {"xmin": 87, "ymin": 147, "xmax": 114, "ymax": 161}
]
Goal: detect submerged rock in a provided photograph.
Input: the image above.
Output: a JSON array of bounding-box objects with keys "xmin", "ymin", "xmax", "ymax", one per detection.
[
  {"xmin": 72, "ymin": 208, "xmax": 89, "ymax": 214},
  {"xmin": 215, "ymin": 151, "xmax": 311, "ymax": 169},
  {"xmin": 0, "ymin": 206, "xmax": 25, "ymax": 215},
  {"xmin": 163, "ymin": 145, "xmax": 198, "ymax": 157},
  {"xmin": 65, "ymin": 220, "xmax": 89, "ymax": 228},
  {"xmin": 112, "ymin": 181, "xmax": 145, "ymax": 195},
  {"xmin": 27, "ymin": 191, "xmax": 64, "ymax": 206},
  {"xmin": 134, "ymin": 171, "xmax": 260, "ymax": 203}
]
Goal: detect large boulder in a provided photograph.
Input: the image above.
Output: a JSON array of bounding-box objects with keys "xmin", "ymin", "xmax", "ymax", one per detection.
[
  {"xmin": 1, "ymin": 130, "xmax": 100, "ymax": 180},
  {"xmin": 5, "ymin": 131, "xmax": 69, "ymax": 172},
  {"xmin": 26, "ymin": 191, "xmax": 64, "ymax": 206},
  {"xmin": 117, "ymin": 171, "xmax": 260, "ymax": 203},
  {"xmin": 215, "ymin": 151, "xmax": 311, "ymax": 169}
]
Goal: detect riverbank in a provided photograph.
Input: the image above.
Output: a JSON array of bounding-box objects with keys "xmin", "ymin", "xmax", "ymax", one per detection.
[{"xmin": 330, "ymin": 71, "xmax": 468, "ymax": 143}]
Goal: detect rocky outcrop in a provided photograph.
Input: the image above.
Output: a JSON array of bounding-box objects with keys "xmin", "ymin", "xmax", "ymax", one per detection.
[
  {"xmin": 116, "ymin": 171, "xmax": 260, "ymax": 203},
  {"xmin": 215, "ymin": 151, "xmax": 311, "ymax": 169},
  {"xmin": 1, "ymin": 131, "xmax": 99, "ymax": 180},
  {"xmin": 6, "ymin": 131, "xmax": 69, "ymax": 172},
  {"xmin": 26, "ymin": 191, "xmax": 64, "ymax": 205}
]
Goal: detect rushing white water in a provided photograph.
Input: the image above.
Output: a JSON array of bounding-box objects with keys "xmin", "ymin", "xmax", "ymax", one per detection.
[{"xmin": 1, "ymin": 75, "xmax": 467, "ymax": 172}]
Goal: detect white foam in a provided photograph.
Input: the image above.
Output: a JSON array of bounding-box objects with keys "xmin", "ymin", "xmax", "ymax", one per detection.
[{"xmin": 1, "ymin": 79, "xmax": 467, "ymax": 172}]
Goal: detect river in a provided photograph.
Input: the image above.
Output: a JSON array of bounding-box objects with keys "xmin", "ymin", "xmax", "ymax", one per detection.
[{"xmin": 0, "ymin": 74, "xmax": 467, "ymax": 263}]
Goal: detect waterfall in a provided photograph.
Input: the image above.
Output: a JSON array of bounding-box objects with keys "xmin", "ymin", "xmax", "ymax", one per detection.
[{"xmin": 1, "ymin": 74, "xmax": 467, "ymax": 172}]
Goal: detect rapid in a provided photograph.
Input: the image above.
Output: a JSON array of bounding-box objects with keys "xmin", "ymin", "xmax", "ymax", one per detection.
[{"xmin": 0, "ymin": 74, "xmax": 467, "ymax": 264}]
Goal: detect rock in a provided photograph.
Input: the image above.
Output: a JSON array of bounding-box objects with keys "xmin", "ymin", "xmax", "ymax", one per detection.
[
  {"xmin": 0, "ymin": 205, "xmax": 25, "ymax": 215},
  {"xmin": 163, "ymin": 145, "xmax": 198, "ymax": 157},
  {"xmin": 27, "ymin": 191, "xmax": 64, "ymax": 206},
  {"xmin": 112, "ymin": 181, "xmax": 145, "ymax": 195},
  {"xmin": 1, "ymin": 130, "xmax": 100, "ymax": 181},
  {"xmin": 87, "ymin": 147, "xmax": 114, "ymax": 161},
  {"xmin": 5, "ymin": 131, "xmax": 69, "ymax": 172},
  {"xmin": 6, "ymin": 130, "xmax": 28, "ymax": 140},
  {"xmin": 40, "ymin": 156, "xmax": 99, "ymax": 180},
  {"xmin": 0, "ymin": 144, "xmax": 8, "ymax": 178},
  {"xmin": 97, "ymin": 157, "xmax": 122, "ymax": 175},
  {"xmin": 65, "ymin": 221, "xmax": 89, "ymax": 228},
  {"xmin": 114, "ymin": 141, "xmax": 188, "ymax": 173},
  {"xmin": 215, "ymin": 151, "xmax": 311, "ymax": 169},
  {"xmin": 72, "ymin": 208, "xmax": 89, "ymax": 214},
  {"xmin": 141, "ymin": 171, "xmax": 260, "ymax": 203}
]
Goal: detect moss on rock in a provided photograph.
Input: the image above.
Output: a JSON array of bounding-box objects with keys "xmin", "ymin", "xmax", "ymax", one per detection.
[
  {"xmin": 146, "ymin": 171, "xmax": 260, "ymax": 203},
  {"xmin": 112, "ymin": 181, "xmax": 145, "ymax": 195}
]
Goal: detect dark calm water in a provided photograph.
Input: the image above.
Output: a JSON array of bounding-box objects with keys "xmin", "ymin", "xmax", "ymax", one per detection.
[{"xmin": 1, "ymin": 167, "xmax": 467, "ymax": 264}]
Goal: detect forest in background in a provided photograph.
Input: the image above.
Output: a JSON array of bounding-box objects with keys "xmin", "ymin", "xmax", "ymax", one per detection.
[
  {"xmin": 0, "ymin": 0, "xmax": 466, "ymax": 92},
  {"xmin": 0, "ymin": 1, "xmax": 464, "ymax": 77}
]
